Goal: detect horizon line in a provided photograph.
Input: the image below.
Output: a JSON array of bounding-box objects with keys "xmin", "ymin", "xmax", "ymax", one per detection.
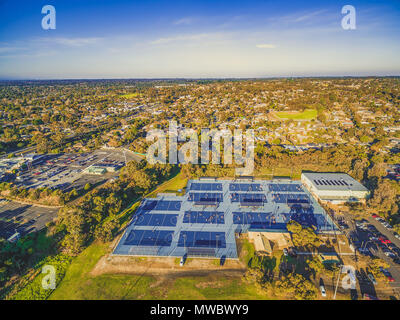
[{"xmin": 1, "ymin": 75, "xmax": 400, "ymax": 82}]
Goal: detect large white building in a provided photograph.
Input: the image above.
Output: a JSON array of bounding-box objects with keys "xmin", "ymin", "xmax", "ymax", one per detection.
[{"xmin": 301, "ymin": 172, "xmax": 369, "ymax": 204}]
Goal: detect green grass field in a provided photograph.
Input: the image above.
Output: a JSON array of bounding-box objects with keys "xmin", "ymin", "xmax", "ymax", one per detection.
[
  {"xmin": 256, "ymin": 167, "xmax": 302, "ymax": 180},
  {"xmin": 49, "ymin": 243, "xmax": 158, "ymax": 300},
  {"xmin": 49, "ymin": 237, "xmax": 277, "ymax": 300},
  {"xmin": 167, "ymin": 277, "xmax": 272, "ymax": 300},
  {"xmin": 49, "ymin": 245, "xmax": 273, "ymax": 300},
  {"xmin": 120, "ymin": 93, "xmax": 140, "ymax": 99},
  {"xmin": 146, "ymin": 172, "xmax": 188, "ymax": 198},
  {"xmin": 274, "ymin": 109, "xmax": 317, "ymax": 120}
]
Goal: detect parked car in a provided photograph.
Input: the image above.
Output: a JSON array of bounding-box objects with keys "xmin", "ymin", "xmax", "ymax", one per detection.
[
  {"xmin": 179, "ymin": 255, "xmax": 186, "ymax": 267},
  {"xmin": 380, "ymin": 267, "xmax": 395, "ymax": 282},
  {"xmin": 320, "ymin": 285, "xmax": 326, "ymax": 297},
  {"xmin": 394, "ymin": 233, "xmax": 400, "ymax": 241},
  {"xmin": 358, "ymin": 247, "xmax": 372, "ymax": 256},
  {"xmin": 383, "ymin": 222, "xmax": 393, "ymax": 229},
  {"xmin": 363, "ymin": 294, "xmax": 379, "ymax": 300},
  {"xmin": 384, "ymin": 251, "xmax": 396, "ymax": 258},
  {"xmin": 288, "ymin": 247, "xmax": 298, "ymax": 257},
  {"xmin": 369, "ymin": 235, "xmax": 379, "ymax": 241},
  {"xmin": 283, "ymin": 248, "xmax": 289, "ymax": 256},
  {"xmin": 372, "ymin": 214, "xmax": 379, "ymax": 219},
  {"xmin": 379, "ymin": 236, "xmax": 391, "ymax": 244},
  {"xmin": 391, "ymin": 247, "xmax": 400, "ymax": 256},
  {"xmin": 367, "ymin": 273, "xmax": 377, "ymax": 285},
  {"xmin": 339, "ymin": 224, "xmax": 349, "ymax": 230}
]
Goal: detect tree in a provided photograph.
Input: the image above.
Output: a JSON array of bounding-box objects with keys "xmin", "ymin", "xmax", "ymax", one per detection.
[
  {"xmin": 351, "ymin": 159, "xmax": 368, "ymax": 181},
  {"xmin": 276, "ymin": 274, "xmax": 317, "ymax": 300},
  {"xmin": 367, "ymin": 163, "xmax": 387, "ymax": 180},
  {"xmin": 306, "ymin": 257, "xmax": 325, "ymax": 278},
  {"xmin": 287, "ymin": 221, "xmax": 320, "ymax": 249},
  {"xmin": 368, "ymin": 180, "xmax": 399, "ymax": 216},
  {"xmin": 84, "ymin": 183, "xmax": 92, "ymax": 191},
  {"xmin": 369, "ymin": 258, "xmax": 390, "ymax": 278}
]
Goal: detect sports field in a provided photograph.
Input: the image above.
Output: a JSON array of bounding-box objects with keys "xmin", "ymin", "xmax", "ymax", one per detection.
[
  {"xmin": 120, "ymin": 93, "xmax": 140, "ymax": 99},
  {"xmin": 274, "ymin": 109, "xmax": 317, "ymax": 120}
]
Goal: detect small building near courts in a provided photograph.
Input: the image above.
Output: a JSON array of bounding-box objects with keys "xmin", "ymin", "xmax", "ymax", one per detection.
[
  {"xmin": 301, "ymin": 172, "xmax": 369, "ymax": 204},
  {"xmin": 85, "ymin": 166, "xmax": 107, "ymax": 175}
]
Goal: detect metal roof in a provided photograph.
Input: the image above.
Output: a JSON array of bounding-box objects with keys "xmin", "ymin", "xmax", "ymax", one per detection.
[{"xmin": 302, "ymin": 172, "xmax": 368, "ymax": 192}]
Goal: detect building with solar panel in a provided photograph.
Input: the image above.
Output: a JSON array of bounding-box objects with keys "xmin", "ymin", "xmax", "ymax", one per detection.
[
  {"xmin": 301, "ymin": 172, "xmax": 369, "ymax": 204},
  {"xmin": 113, "ymin": 176, "xmax": 339, "ymax": 260}
]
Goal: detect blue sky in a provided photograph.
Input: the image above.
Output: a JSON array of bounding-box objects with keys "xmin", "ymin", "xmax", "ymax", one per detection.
[{"xmin": 0, "ymin": 0, "xmax": 399, "ymax": 79}]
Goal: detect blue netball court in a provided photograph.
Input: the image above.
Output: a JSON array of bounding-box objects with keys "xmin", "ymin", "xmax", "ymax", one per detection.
[{"xmin": 113, "ymin": 178, "xmax": 338, "ymax": 259}]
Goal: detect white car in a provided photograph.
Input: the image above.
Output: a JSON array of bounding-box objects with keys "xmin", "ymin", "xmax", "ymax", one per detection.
[
  {"xmin": 384, "ymin": 251, "xmax": 396, "ymax": 258},
  {"xmin": 394, "ymin": 233, "xmax": 400, "ymax": 240},
  {"xmin": 320, "ymin": 285, "xmax": 326, "ymax": 297}
]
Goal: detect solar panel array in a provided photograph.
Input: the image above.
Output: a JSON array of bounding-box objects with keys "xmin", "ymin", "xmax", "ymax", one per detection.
[
  {"xmin": 142, "ymin": 200, "xmax": 182, "ymax": 211},
  {"xmin": 268, "ymin": 183, "xmax": 303, "ymax": 192},
  {"xmin": 313, "ymin": 179, "xmax": 349, "ymax": 186},
  {"xmin": 183, "ymin": 211, "xmax": 225, "ymax": 224},
  {"xmin": 178, "ymin": 231, "xmax": 226, "ymax": 248},
  {"xmin": 114, "ymin": 179, "xmax": 338, "ymax": 259},
  {"xmin": 229, "ymin": 183, "xmax": 262, "ymax": 192},
  {"xmin": 124, "ymin": 230, "xmax": 174, "ymax": 247},
  {"xmin": 233, "ymin": 212, "xmax": 289, "ymax": 230},
  {"xmin": 131, "ymin": 213, "xmax": 178, "ymax": 227},
  {"xmin": 190, "ymin": 183, "xmax": 223, "ymax": 191},
  {"xmin": 230, "ymin": 193, "xmax": 266, "ymax": 204},
  {"xmin": 188, "ymin": 192, "xmax": 224, "ymax": 203},
  {"xmin": 271, "ymin": 193, "xmax": 309, "ymax": 204}
]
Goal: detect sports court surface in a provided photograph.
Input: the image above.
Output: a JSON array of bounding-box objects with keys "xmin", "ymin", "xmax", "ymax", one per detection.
[{"xmin": 113, "ymin": 179, "xmax": 338, "ymax": 259}]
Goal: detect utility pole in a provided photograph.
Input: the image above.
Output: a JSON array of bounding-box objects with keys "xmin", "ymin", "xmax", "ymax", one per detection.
[
  {"xmin": 123, "ymin": 149, "xmax": 127, "ymax": 166},
  {"xmin": 333, "ymin": 264, "xmax": 343, "ymax": 300}
]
